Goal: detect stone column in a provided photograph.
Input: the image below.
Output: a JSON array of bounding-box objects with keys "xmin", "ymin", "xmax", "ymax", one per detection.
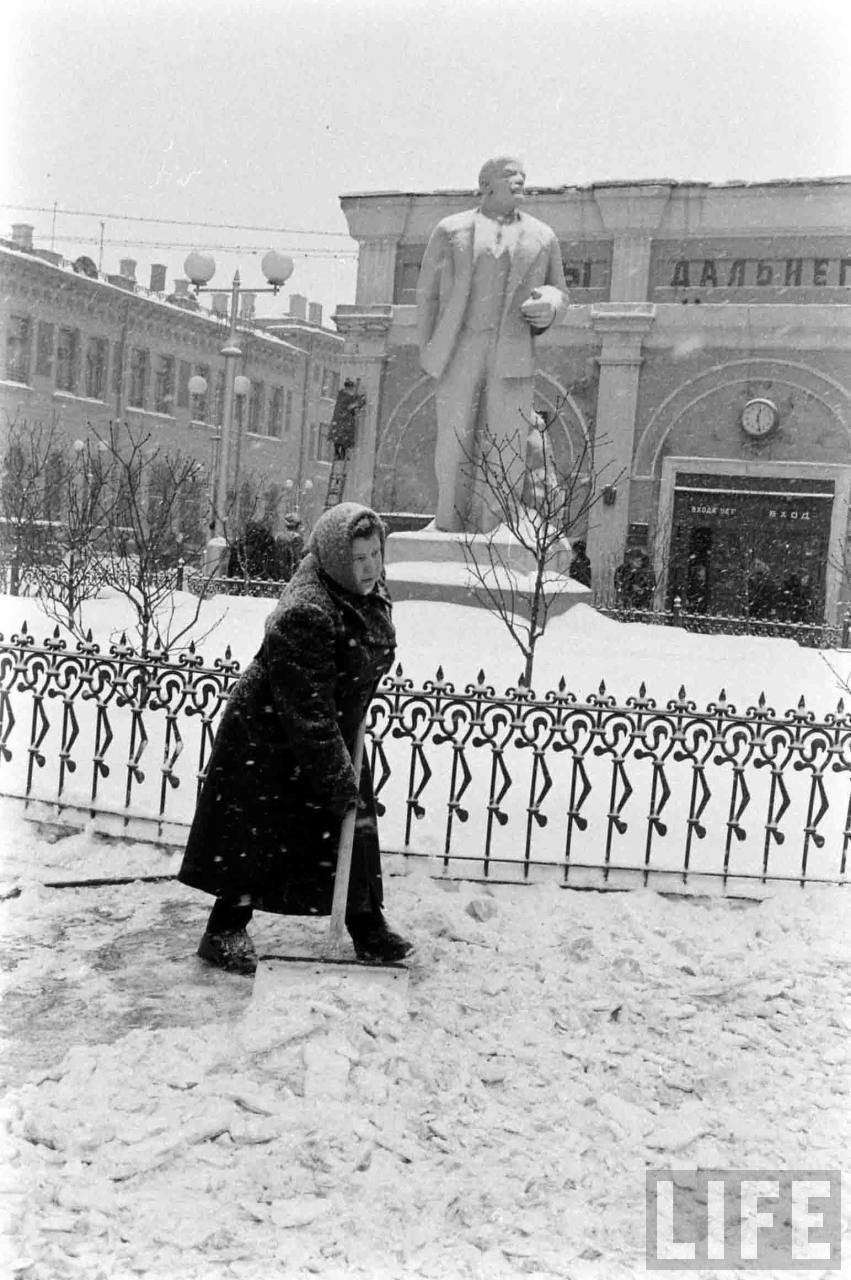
[
  {"xmin": 354, "ymin": 239, "xmax": 401, "ymax": 307},
  {"xmin": 331, "ymin": 306, "xmax": 394, "ymax": 507},
  {"xmin": 607, "ymin": 233, "xmax": 656, "ymax": 302},
  {"xmin": 593, "ymin": 184, "xmax": 672, "ymax": 303},
  {"xmin": 588, "ymin": 305, "xmax": 656, "ymax": 586},
  {"xmin": 338, "ymin": 195, "xmax": 415, "ymax": 306}
]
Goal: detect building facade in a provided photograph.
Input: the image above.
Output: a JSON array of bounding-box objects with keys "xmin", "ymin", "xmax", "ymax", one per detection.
[
  {"xmin": 334, "ymin": 178, "xmax": 851, "ymax": 621},
  {"xmin": 0, "ymin": 229, "xmax": 343, "ymax": 540}
]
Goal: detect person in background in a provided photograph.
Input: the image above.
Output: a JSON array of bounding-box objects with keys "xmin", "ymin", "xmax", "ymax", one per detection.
[
  {"xmin": 746, "ymin": 558, "xmax": 775, "ymax": 620},
  {"xmin": 614, "ymin": 546, "xmax": 656, "ymax": 609},
  {"xmin": 778, "ymin": 568, "xmax": 813, "ymax": 623},
  {"xmin": 179, "ymin": 502, "xmax": 412, "ymax": 974},
  {"xmin": 568, "ymin": 540, "xmax": 592, "ymax": 587},
  {"xmin": 328, "ymin": 378, "xmax": 365, "ymax": 460},
  {"xmin": 227, "ymin": 521, "xmax": 279, "ymax": 581},
  {"xmin": 274, "ymin": 514, "xmax": 305, "ymax": 582},
  {"xmin": 686, "ymin": 560, "xmax": 710, "ymax": 613}
]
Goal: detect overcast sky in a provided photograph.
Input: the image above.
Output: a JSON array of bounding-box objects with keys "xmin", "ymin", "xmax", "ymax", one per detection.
[{"xmin": 3, "ymin": 0, "xmax": 850, "ymax": 318}]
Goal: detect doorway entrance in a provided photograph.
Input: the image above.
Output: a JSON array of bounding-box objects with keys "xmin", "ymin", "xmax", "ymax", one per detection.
[{"xmin": 666, "ymin": 472, "xmax": 833, "ymax": 621}]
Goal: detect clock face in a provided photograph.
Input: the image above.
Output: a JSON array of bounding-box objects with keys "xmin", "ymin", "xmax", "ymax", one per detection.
[{"xmin": 741, "ymin": 398, "xmax": 778, "ymax": 438}]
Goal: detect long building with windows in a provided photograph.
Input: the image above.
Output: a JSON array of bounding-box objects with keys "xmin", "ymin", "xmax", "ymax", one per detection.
[
  {"xmin": 333, "ymin": 177, "xmax": 851, "ymax": 623},
  {"xmin": 0, "ymin": 226, "xmax": 343, "ymax": 536}
]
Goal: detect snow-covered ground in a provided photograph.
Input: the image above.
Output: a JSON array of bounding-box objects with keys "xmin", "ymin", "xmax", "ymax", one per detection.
[
  {"xmin": 0, "ymin": 590, "xmax": 848, "ymax": 1278},
  {"xmin": 1, "ymin": 802, "xmax": 848, "ymax": 1280},
  {"xmin": 1, "ymin": 588, "xmax": 846, "ymax": 710}
]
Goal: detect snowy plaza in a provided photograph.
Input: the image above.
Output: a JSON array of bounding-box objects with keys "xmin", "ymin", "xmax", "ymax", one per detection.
[
  {"xmin": 3, "ymin": 0, "xmax": 851, "ymax": 1272},
  {"xmin": 0, "ymin": 591, "xmax": 848, "ymax": 1279}
]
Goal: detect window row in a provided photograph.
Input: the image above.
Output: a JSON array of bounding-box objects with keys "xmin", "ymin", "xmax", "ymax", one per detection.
[
  {"xmin": 6, "ymin": 317, "xmax": 112, "ymax": 399},
  {"xmin": 4, "ymin": 317, "xmax": 295, "ymax": 438},
  {"xmin": 0, "ymin": 445, "xmax": 205, "ymax": 537},
  {"xmin": 241, "ymin": 381, "xmax": 295, "ymax": 440}
]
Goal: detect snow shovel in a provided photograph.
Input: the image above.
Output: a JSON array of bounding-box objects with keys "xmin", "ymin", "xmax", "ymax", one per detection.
[{"xmin": 255, "ymin": 716, "xmax": 408, "ymax": 989}]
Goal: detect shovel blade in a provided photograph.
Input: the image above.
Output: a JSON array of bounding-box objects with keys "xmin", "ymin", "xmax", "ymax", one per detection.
[
  {"xmin": 257, "ymin": 953, "xmax": 408, "ymax": 986},
  {"xmin": 247, "ymin": 957, "xmax": 409, "ymax": 1043}
]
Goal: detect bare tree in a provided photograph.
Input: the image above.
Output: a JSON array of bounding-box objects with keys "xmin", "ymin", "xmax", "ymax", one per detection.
[
  {"xmin": 94, "ymin": 423, "xmax": 219, "ymax": 654},
  {"xmin": 0, "ymin": 413, "xmax": 61, "ymax": 595},
  {"xmin": 29, "ymin": 435, "xmax": 113, "ymax": 633},
  {"xmin": 459, "ymin": 408, "xmax": 623, "ymax": 686}
]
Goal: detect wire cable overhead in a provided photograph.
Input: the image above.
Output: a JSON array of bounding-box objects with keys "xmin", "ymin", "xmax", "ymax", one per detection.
[{"xmin": 0, "ymin": 202, "xmax": 354, "ymax": 240}]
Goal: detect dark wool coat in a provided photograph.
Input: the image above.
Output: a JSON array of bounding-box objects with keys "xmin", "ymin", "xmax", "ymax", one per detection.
[{"xmin": 178, "ymin": 541, "xmax": 396, "ymax": 916}]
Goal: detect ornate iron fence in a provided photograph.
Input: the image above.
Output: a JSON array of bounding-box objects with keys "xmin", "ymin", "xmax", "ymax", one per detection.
[
  {"xmin": 182, "ymin": 569, "xmax": 289, "ymax": 598},
  {"xmin": 596, "ymin": 601, "xmax": 849, "ymax": 650},
  {"xmin": 0, "ymin": 626, "xmax": 848, "ymax": 888}
]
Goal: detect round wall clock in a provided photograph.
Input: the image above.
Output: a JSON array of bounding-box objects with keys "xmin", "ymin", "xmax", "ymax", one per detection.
[{"xmin": 741, "ymin": 398, "xmax": 779, "ymax": 438}]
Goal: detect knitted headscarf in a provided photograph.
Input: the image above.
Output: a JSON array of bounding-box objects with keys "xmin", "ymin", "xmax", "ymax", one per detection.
[{"xmin": 308, "ymin": 502, "xmax": 387, "ymax": 595}]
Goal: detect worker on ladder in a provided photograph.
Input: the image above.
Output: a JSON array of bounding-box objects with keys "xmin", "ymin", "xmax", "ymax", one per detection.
[{"xmin": 325, "ymin": 377, "xmax": 366, "ymax": 508}]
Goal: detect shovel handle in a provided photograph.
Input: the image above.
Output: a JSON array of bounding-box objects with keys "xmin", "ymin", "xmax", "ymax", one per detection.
[{"xmin": 328, "ymin": 716, "xmax": 368, "ymax": 948}]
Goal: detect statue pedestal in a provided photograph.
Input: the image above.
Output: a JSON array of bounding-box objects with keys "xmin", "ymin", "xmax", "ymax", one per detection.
[
  {"xmin": 384, "ymin": 523, "xmax": 591, "ymax": 619},
  {"xmin": 204, "ymin": 536, "xmax": 229, "ymax": 576}
]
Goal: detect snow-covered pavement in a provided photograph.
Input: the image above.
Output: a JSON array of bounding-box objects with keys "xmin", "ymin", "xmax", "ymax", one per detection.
[
  {"xmin": 1, "ymin": 801, "xmax": 847, "ymax": 1280},
  {"xmin": 1, "ymin": 592, "xmax": 848, "ymax": 1277}
]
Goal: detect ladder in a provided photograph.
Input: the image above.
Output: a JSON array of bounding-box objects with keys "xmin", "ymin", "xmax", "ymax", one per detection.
[{"xmin": 324, "ymin": 451, "xmax": 349, "ymax": 508}]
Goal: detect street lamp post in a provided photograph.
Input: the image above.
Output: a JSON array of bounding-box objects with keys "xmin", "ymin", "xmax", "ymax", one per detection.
[
  {"xmin": 284, "ymin": 476, "xmax": 314, "ymax": 516},
  {"xmin": 184, "ymin": 249, "xmax": 294, "ymax": 572}
]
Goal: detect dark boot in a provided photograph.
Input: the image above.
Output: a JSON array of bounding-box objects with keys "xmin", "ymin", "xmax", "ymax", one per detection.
[
  {"xmin": 346, "ymin": 910, "xmax": 413, "ymax": 964},
  {"xmin": 197, "ymin": 928, "xmax": 257, "ymax": 975}
]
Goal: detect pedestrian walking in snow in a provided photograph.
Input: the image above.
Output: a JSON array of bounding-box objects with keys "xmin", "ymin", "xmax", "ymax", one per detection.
[{"xmin": 179, "ymin": 502, "xmax": 412, "ymax": 974}]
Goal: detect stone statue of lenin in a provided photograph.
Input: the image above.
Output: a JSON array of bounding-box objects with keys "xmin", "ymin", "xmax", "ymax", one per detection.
[{"xmin": 416, "ymin": 155, "xmax": 568, "ymax": 533}]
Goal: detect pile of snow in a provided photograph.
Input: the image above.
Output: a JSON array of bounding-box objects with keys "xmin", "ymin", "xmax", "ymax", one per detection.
[
  {"xmin": 0, "ymin": 592, "xmax": 848, "ymax": 1278},
  {"xmin": 0, "ymin": 591, "xmax": 843, "ymax": 712},
  {"xmin": 1, "ymin": 834, "xmax": 847, "ymax": 1279},
  {"xmin": 0, "ymin": 807, "xmax": 179, "ymax": 888}
]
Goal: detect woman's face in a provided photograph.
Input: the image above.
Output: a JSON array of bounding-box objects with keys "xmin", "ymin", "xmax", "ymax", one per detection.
[{"xmin": 351, "ymin": 532, "xmax": 383, "ymax": 594}]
